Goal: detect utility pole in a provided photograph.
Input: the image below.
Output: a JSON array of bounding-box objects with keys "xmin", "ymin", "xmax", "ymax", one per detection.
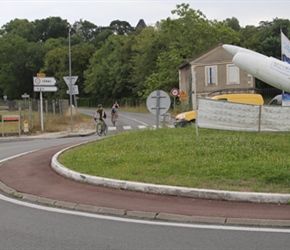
[{"xmin": 68, "ymin": 26, "xmax": 73, "ymax": 132}]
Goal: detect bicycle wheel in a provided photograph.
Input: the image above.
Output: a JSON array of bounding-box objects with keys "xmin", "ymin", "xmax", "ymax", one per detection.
[
  {"xmin": 96, "ymin": 122, "xmax": 102, "ymax": 136},
  {"xmin": 103, "ymin": 123, "xmax": 108, "ymax": 136},
  {"xmin": 112, "ymin": 115, "xmax": 116, "ymax": 126}
]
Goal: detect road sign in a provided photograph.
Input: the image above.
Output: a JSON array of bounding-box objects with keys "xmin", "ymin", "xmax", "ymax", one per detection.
[
  {"xmin": 63, "ymin": 76, "xmax": 78, "ymax": 86},
  {"xmin": 21, "ymin": 93, "xmax": 30, "ymax": 98},
  {"xmin": 33, "ymin": 77, "xmax": 57, "ymax": 86},
  {"xmin": 179, "ymin": 90, "xmax": 187, "ymax": 101},
  {"xmin": 37, "ymin": 73, "xmax": 46, "ymax": 77},
  {"xmin": 34, "ymin": 86, "xmax": 58, "ymax": 92},
  {"xmin": 66, "ymin": 85, "xmax": 79, "ymax": 95},
  {"xmin": 170, "ymin": 88, "xmax": 179, "ymax": 97},
  {"xmin": 146, "ymin": 90, "xmax": 171, "ymax": 115}
]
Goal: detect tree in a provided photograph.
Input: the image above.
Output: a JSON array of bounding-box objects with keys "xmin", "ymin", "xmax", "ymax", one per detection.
[
  {"xmin": 0, "ymin": 34, "xmax": 43, "ymax": 99},
  {"xmin": 109, "ymin": 20, "xmax": 133, "ymax": 35},
  {"xmin": 139, "ymin": 3, "xmax": 240, "ymax": 98},
  {"xmin": 42, "ymin": 43, "xmax": 96, "ymax": 99},
  {"xmin": 84, "ymin": 34, "xmax": 133, "ymax": 104},
  {"xmin": 0, "ymin": 19, "xmax": 34, "ymax": 41},
  {"xmin": 223, "ymin": 17, "xmax": 241, "ymax": 31},
  {"xmin": 32, "ymin": 17, "xmax": 69, "ymax": 42},
  {"xmin": 129, "ymin": 27, "xmax": 160, "ymax": 95}
]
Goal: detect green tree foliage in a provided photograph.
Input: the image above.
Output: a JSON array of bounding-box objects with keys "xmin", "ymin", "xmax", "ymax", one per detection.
[
  {"xmin": 0, "ymin": 34, "xmax": 45, "ymax": 99},
  {"xmin": 42, "ymin": 43, "xmax": 96, "ymax": 99},
  {"xmin": 32, "ymin": 17, "xmax": 69, "ymax": 42},
  {"xmin": 84, "ymin": 34, "xmax": 133, "ymax": 104},
  {"xmin": 109, "ymin": 20, "xmax": 133, "ymax": 35},
  {"xmin": 140, "ymin": 3, "xmax": 240, "ymax": 97},
  {"xmin": 129, "ymin": 27, "xmax": 161, "ymax": 95},
  {"xmin": 0, "ymin": 4, "xmax": 289, "ymax": 103},
  {"xmin": 0, "ymin": 19, "xmax": 34, "ymax": 41},
  {"xmin": 223, "ymin": 17, "xmax": 241, "ymax": 31}
]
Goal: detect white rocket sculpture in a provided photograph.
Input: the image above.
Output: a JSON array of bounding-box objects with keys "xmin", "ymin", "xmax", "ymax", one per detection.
[{"xmin": 222, "ymin": 44, "xmax": 290, "ymax": 92}]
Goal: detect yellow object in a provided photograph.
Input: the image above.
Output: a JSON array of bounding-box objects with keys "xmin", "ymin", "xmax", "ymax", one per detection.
[
  {"xmin": 211, "ymin": 93, "xmax": 264, "ymax": 105},
  {"xmin": 23, "ymin": 120, "xmax": 29, "ymax": 133}
]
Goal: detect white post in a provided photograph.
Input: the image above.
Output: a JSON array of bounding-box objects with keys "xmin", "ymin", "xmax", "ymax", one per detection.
[
  {"xmin": 191, "ymin": 65, "xmax": 198, "ymax": 137},
  {"xmin": 69, "ymin": 26, "xmax": 73, "ymax": 132},
  {"xmin": 40, "ymin": 91, "xmax": 44, "ymax": 133}
]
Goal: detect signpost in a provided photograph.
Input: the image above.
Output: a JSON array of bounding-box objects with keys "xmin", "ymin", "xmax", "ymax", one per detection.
[
  {"xmin": 179, "ymin": 90, "xmax": 187, "ymax": 102},
  {"xmin": 33, "ymin": 77, "xmax": 57, "ymax": 86},
  {"xmin": 170, "ymin": 88, "xmax": 179, "ymax": 111},
  {"xmin": 66, "ymin": 85, "xmax": 79, "ymax": 95},
  {"xmin": 146, "ymin": 90, "xmax": 171, "ymax": 128},
  {"xmin": 34, "ymin": 86, "xmax": 58, "ymax": 92},
  {"xmin": 21, "ymin": 93, "xmax": 30, "ymax": 107},
  {"xmin": 33, "ymin": 74, "xmax": 58, "ymax": 133},
  {"xmin": 64, "ymin": 76, "xmax": 79, "ymax": 121}
]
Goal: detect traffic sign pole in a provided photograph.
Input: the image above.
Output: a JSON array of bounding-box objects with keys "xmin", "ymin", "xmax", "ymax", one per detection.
[
  {"xmin": 40, "ymin": 91, "xmax": 44, "ymax": 133},
  {"xmin": 146, "ymin": 90, "xmax": 171, "ymax": 128},
  {"xmin": 68, "ymin": 27, "xmax": 73, "ymax": 132}
]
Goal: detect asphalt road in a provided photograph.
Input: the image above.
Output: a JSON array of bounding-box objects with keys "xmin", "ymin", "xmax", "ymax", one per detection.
[{"xmin": 0, "ymin": 111, "xmax": 290, "ymax": 249}]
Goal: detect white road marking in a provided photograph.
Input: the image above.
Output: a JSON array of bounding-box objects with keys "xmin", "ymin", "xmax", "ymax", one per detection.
[{"xmin": 0, "ymin": 194, "xmax": 289, "ymax": 233}]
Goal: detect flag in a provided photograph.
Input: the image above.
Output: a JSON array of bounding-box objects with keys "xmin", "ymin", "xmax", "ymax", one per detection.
[{"xmin": 281, "ymin": 31, "xmax": 290, "ymax": 64}]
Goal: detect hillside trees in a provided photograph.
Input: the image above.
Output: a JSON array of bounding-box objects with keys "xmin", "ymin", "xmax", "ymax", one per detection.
[
  {"xmin": 0, "ymin": 34, "xmax": 46, "ymax": 99},
  {"xmin": 0, "ymin": 6, "xmax": 289, "ymax": 104},
  {"xmin": 42, "ymin": 42, "xmax": 96, "ymax": 99},
  {"xmin": 139, "ymin": 3, "xmax": 240, "ymax": 97},
  {"xmin": 84, "ymin": 34, "xmax": 133, "ymax": 104}
]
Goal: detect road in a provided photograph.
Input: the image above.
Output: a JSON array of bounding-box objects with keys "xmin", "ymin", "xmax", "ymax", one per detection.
[{"xmin": 0, "ymin": 111, "xmax": 290, "ymax": 249}]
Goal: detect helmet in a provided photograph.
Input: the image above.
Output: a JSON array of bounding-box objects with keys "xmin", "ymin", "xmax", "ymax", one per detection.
[{"xmin": 98, "ymin": 104, "xmax": 102, "ymax": 108}]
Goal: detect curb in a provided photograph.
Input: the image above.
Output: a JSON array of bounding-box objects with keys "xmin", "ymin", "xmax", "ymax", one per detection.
[
  {"xmin": 1, "ymin": 180, "xmax": 290, "ymax": 227},
  {"xmin": 51, "ymin": 143, "xmax": 290, "ymax": 205},
  {"xmin": 1, "ymin": 138, "xmax": 290, "ymax": 227}
]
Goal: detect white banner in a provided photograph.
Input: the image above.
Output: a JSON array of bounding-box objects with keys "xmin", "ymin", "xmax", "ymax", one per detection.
[
  {"xmin": 197, "ymin": 98, "xmax": 290, "ymax": 132},
  {"xmin": 281, "ymin": 31, "xmax": 290, "ymax": 63}
]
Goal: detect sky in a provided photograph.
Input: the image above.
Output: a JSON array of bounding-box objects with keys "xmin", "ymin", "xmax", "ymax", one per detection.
[{"xmin": 0, "ymin": 0, "xmax": 289, "ymax": 28}]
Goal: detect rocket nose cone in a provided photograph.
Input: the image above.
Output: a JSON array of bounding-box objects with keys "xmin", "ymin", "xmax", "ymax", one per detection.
[{"xmin": 222, "ymin": 44, "xmax": 241, "ymax": 56}]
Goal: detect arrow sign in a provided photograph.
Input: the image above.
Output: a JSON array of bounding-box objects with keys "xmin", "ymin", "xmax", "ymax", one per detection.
[
  {"xmin": 63, "ymin": 76, "xmax": 78, "ymax": 86},
  {"xmin": 34, "ymin": 86, "xmax": 58, "ymax": 92},
  {"xmin": 33, "ymin": 77, "xmax": 57, "ymax": 86}
]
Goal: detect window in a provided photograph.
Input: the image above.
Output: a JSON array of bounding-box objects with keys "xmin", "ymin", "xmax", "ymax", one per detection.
[
  {"xmin": 205, "ymin": 66, "xmax": 217, "ymax": 86},
  {"xmin": 227, "ymin": 64, "xmax": 240, "ymax": 85}
]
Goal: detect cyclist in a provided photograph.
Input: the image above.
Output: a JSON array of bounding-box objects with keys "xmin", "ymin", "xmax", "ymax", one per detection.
[
  {"xmin": 94, "ymin": 104, "xmax": 106, "ymax": 126},
  {"xmin": 110, "ymin": 100, "xmax": 119, "ymax": 124}
]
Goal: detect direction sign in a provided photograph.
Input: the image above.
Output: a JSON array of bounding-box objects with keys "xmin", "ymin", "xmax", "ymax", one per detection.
[
  {"xmin": 34, "ymin": 86, "xmax": 58, "ymax": 92},
  {"xmin": 21, "ymin": 93, "xmax": 30, "ymax": 98},
  {"xmin": 33, "ymin": 77, "xmax": 57, "ymax": 86},
  {"xmin": 63, "ymin": 76, "xmax": 78, "ymax": 86}
]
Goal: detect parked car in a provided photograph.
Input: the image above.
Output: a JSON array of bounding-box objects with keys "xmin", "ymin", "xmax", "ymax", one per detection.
[{"xmin": 174, "ymin": 93, "xmax": 264, "ymax": 127}]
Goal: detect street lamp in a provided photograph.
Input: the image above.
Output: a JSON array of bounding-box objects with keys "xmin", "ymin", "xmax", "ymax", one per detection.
[{"xmin": 68, "ymin": 25, "xmax": 73, "ymax": 132}]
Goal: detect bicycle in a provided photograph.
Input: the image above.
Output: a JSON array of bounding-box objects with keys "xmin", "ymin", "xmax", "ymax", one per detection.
[
  {"xmin": 95, "ymin": 118, "xmax": 108, "ymax": 136},
  {"xmin": 111, "ymin": 112, "xmax": 118, "ymax": 126}
]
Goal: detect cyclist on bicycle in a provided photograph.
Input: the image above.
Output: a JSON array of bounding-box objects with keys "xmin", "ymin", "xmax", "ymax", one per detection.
[
  {"xmin": 94, "ymin": 104, "xmax": 106, "ymax": 126},
  {"xmin": 110, "ymin": 100, "xmax": 119, "ymax": 124}
]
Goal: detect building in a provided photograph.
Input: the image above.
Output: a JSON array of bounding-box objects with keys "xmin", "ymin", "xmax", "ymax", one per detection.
[{"xmin": 178, "ymin": 43, "xmax": 255, "ymax": 109}]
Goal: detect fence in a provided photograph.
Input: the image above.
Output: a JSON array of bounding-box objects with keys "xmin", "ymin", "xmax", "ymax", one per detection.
[
  {"xmin": 197, "ymin": 98, "xmax": 290, "ymax": 132},
  {"xmin": 0, "ymin": 99, "xmax": 69, "ymax": 136}
]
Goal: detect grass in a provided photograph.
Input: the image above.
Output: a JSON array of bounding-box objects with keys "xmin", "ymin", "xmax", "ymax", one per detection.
[{"xmin": 58, "ymin": 127, "xmax": 290, "ymax": 193}]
